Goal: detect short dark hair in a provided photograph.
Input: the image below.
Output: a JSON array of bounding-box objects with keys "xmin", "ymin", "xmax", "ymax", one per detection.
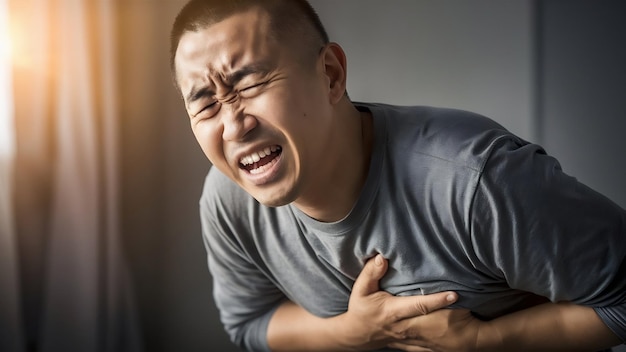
[{"xmin": 170, "ymin": 0, "xmax": 329, "ymax": 83}]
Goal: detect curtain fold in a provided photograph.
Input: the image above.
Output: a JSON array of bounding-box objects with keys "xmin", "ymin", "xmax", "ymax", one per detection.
[
  {"xmin": 0, "ymin": 0, "xmax": 25, "ymax": 350},
  {"xmin": 8, "ymin": 0, "xmax": 143, "ymax": 351}
]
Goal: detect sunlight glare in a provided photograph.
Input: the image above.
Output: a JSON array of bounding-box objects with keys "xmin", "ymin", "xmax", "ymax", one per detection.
[
  {"xmin": 0, "ymin": 3, "xmax": 10, "ymax": 64},
  {"xmin": 0, "ymin": 0, "xmax": 15, "ymax": 158}
]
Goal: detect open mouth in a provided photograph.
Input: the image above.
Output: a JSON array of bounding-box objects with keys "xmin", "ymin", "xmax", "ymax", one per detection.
[{"xmin": 239, "ymin": 145, "xmax": 282, "ymax": 175}]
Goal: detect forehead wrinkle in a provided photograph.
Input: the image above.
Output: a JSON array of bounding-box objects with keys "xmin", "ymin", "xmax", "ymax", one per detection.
[
  {"xmin": 211, "ymin": 25, "xmax": 270, "ymax": 85},
  {"xmin": 206, "ymin": 44, "xmax": 273, "ymax": 90},
  {"xmin": 226, "ymin": 62, "xmax": 272, "ymax": 86},
  {"xmin": 211, "ymin": 50, "xmax": 243, "ymax": 86},
  {"xmin": 180, "ymin": 62, "xmax": 214, "ymax": 106},
  {"xmin": 176, "ymin": 6, "xmax": 277, "ymax": 102}
]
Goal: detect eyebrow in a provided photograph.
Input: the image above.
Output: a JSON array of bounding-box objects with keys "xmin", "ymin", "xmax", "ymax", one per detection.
[
  {"xmin": 223, "ymin": 63, "xmax": 270, "ymax": 86},
  {"xmin": 185, "ymin": 86, "xmax": 214, "ymax": 109},
  {"xmin": 185, "ymin": 63, "xmax": 271, "ymax": 108}
]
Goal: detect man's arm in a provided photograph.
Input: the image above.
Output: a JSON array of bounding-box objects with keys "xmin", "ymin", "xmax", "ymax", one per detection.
[
  {"xmin": 267, "ymin": 254, "xmax": 458, "ymax": 351},
  {"xmin": 267, "ymin": 254, "xmax": 621, "ymax": 352},
  {"xmin": 389, "ymin": 301, "xmax": 621, "ymax": 352},
  {"xmin": 453, "ymin": 135, "xmax": 626, "ymax": 350},
  {"xmin": 480, "ymin": 302, "xmax": 620, "ymax": 351}
]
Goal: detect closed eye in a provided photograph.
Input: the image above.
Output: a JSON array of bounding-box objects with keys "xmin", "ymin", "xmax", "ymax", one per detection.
[
  {"xmin": 242, "ymin": 81, "xmax": 265, "ymax": 90},
  {"xmin": 239, "ymin": 81, "xmax": 267, "ymax": 97},
  {"xmin": 194, "ymin": 100, "xmax": 220, "ymax": 118}
]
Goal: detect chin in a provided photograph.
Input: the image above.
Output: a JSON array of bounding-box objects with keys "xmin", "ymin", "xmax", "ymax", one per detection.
[
  {"xmin": 253, "ymin": 195, "xmax": 292, "ymax": 208},
  {"xmin": 251, "ymin": 188, "xmax": 297, "ymax": 208}
]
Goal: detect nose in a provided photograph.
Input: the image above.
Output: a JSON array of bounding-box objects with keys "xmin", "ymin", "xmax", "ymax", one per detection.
[{"xmin": 221, "ymin": 101, "xmax": 257, "ymax": 141}]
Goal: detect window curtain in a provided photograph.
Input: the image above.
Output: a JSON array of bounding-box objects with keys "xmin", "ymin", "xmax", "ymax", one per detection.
[
  {"xmin": 0, "ymin": 0, "xmax": 24, "ymax": 350},
  {"xmin": 3, "ymin": 0, "xmax": 142, "ymax": 351}
]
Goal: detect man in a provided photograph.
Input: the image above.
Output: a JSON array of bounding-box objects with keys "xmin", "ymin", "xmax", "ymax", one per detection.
[{"xmin": 170, "ymin": 0, "xmax": 626, "ymax": 351}]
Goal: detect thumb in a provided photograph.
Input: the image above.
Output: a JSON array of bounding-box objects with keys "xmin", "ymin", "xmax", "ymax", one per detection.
[{"xmin": 351, "ymin": 254, "xmax": 388, "ymax": 297}]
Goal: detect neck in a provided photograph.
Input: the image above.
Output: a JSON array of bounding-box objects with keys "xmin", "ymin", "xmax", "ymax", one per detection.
[{"xmin": 294, "ymin": 101, "xmax": 373, "ymax": 222}]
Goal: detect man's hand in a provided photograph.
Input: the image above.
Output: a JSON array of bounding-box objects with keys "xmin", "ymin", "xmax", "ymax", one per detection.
[
  {"xmin": 386, "ymin": 308, "xmax": 481, "ymax": 352},
  {"xmin": 333, "ymin": 254, "xmax": 459, "ymax": 350},
  {"xmin": 269, "ymin": 254, "xmax": 621, "ymax": 352},
  {"xmin": 267, "ymin": 254, "xmax": 461, "ymax": 351}
]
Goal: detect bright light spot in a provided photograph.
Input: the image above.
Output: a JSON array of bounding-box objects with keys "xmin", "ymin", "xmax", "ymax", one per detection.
[
  {"xmin": 0, "ymin": 6, "xmax": 11, "ymax": 67},
  {"xmin": 0, "ymin": 3, "xmax": 10, "ymax": 64},
  {"xmin": 0, "ymin": 2, "xmax": 30, "ymax": 71},
  {"xmin": 0, "ymin": 0, "xmax": 15, "ymax": 158}
]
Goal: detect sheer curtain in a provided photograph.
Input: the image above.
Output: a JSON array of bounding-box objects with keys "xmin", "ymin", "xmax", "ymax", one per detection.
[
  {"xmin": 0, "ymin": 0, "xmax": 25, "ymax": 350},
  {"xmin": 3, "ymin": 0, "xmax": 142, "ymax": 351}
]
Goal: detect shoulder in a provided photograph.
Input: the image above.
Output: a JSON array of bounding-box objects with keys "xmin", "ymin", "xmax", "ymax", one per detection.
[
  {"xmin": 200, "ymin": 166, "xmax": 253, "ymax": 218},
  {"xmin": 364, "ymin": 103, "xmax": 522, "ymax": 171},
  {"xmin": 201, "ymin": 166, "xmax": 240, "ymax": 201},
  {"xmin": 361, "ymin": 103, "xmax": 505, "ymax": 132}
]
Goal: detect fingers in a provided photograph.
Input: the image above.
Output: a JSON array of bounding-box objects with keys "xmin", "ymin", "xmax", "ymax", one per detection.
[
  {"xmin": 352, "ymin": 254, "xmax": 388, "ymax": 297},
  {"xmin": 387, "ymin": 291, "xmax": 458, "ymax": 320},
  {"xmin": 351, "ymin": 254, "xmax": 458, "ymax": 321},
  {"xmin": 388, "ymin": 341, "xmax": 433, "ymax": 352}
]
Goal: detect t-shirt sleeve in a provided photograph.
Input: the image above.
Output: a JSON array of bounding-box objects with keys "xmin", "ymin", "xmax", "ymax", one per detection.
[
  {"xmin": 199, "ymin": 171, "xmax": 286, "ymax": 351},
  {"xmin": 470, "ymin": 135, "xmax": 626, "ymax": 342}
]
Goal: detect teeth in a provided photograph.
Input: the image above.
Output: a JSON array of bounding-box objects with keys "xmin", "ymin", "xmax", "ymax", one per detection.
[
  {"xmin": 240, "ymin": 146, "xmax": 280, "ymax": 166},
  {"xmin": 249, "ymin": 156, "xmax": 279, "ymax": 174}
]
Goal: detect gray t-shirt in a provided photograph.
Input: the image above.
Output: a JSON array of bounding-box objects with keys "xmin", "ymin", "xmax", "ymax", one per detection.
[{"xmin": 200, "ymin": 103, "xmax": 626, "ymax": 351}]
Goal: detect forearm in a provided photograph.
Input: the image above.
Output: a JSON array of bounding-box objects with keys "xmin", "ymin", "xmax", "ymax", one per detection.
[
  {"xmin": 266, "ymin": 300, "xmax": 354, "ymax": 352},
  {"xmin": 266, "ymin": 256, "xmax": 459, "ymax": 352},
  {"xmin": 478, "ymin": 302, "xmax": 621, "ymax": 351}
]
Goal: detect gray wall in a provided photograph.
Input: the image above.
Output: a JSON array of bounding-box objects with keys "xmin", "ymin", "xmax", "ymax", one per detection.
[
  {"xmin": 540, "ymin": 0, "xmax": 626, "ymax": 209},
  {"xmin": 120, "ymin": 1, "xmax": 625, "ymax": 351},
  {"xmin": 312, "ymin": 0, "xmax": 535, "ymax": 140}
]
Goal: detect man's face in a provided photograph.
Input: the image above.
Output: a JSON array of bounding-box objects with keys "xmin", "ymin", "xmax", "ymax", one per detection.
[{"xmin": 174, "ymin": 7, "xmax": 333, "ymax": 207}]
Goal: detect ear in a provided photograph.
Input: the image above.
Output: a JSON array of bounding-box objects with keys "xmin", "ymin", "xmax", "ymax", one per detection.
[{"xmin": 321, "ymin": 43, "xmax": 348, "ymax": 104}]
